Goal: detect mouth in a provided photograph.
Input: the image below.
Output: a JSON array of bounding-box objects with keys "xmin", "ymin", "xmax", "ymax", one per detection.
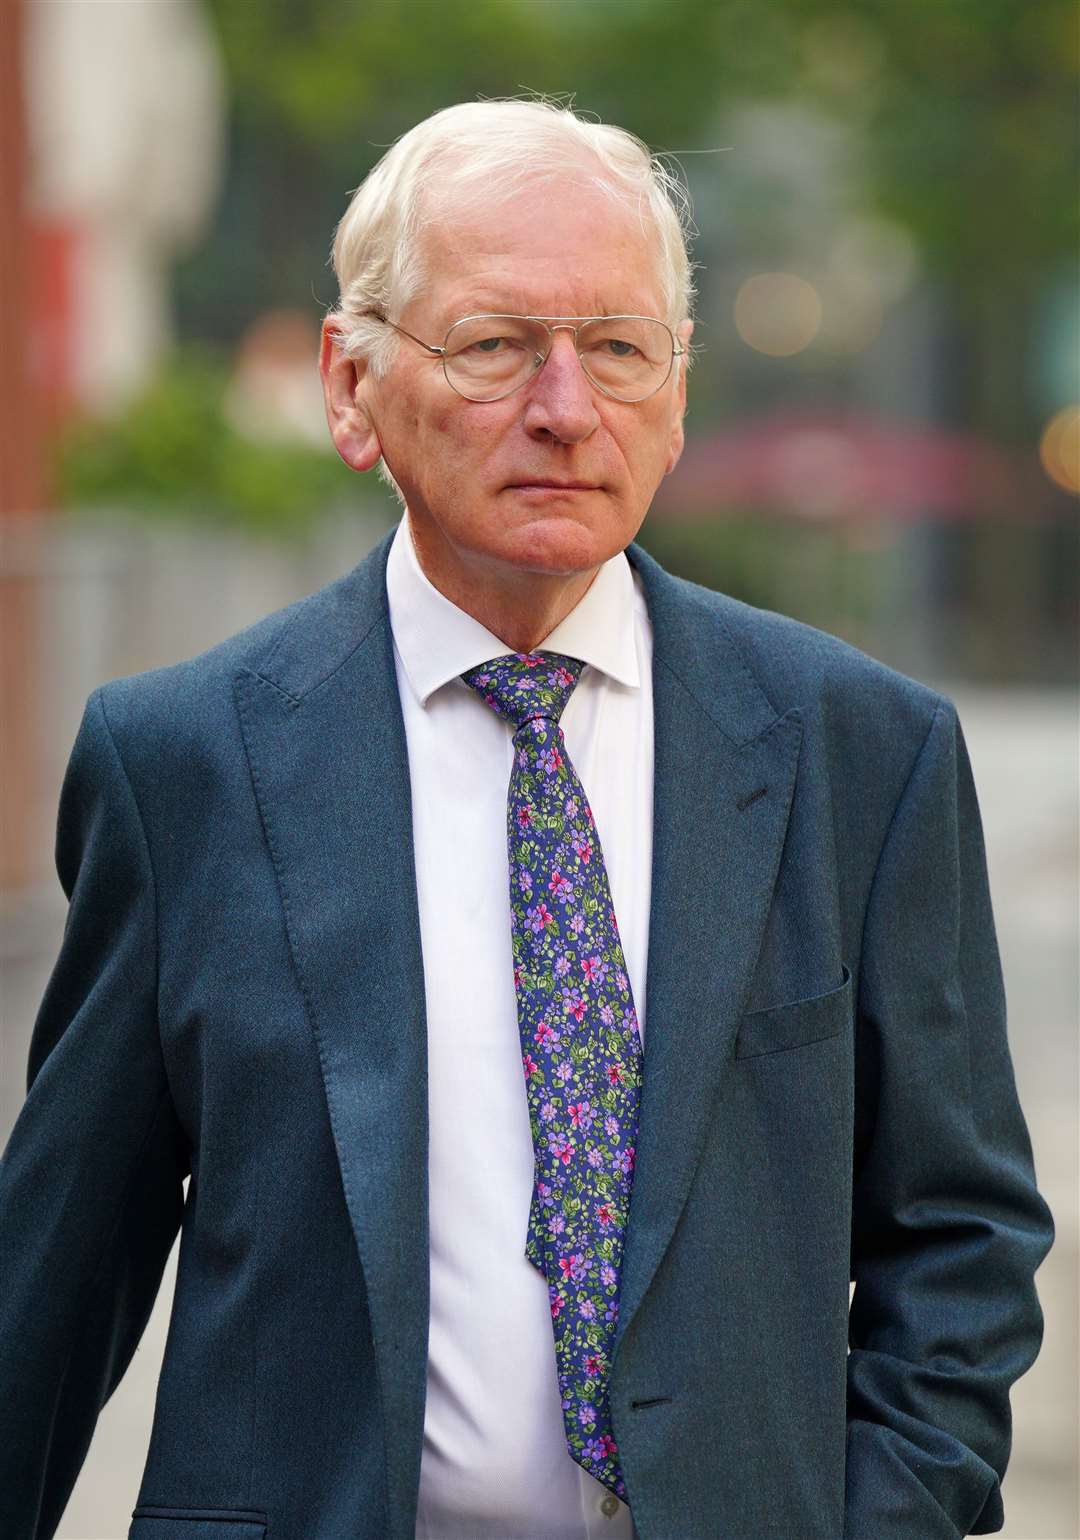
[{"xmin": 505, "ymin": 480, "xmax": 601, "ymax": 492}]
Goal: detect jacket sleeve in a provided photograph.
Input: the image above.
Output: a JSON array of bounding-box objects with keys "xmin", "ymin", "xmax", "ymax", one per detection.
[
  {"xmin": 845, "ymin": 698, "xmax": 1055, "ymax": 1539},
  {"xmin": 0, "ymin": 687, "xmax": 190, "ymax": 1540}
]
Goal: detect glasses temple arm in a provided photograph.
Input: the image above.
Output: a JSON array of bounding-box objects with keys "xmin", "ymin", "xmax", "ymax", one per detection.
[{"xmin": 360, "ymin": 312, "xmax": 446, "ymax": 357}]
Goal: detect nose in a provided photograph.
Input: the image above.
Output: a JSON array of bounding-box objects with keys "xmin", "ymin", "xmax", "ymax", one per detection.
[{"xmin": 521, "ymin": 328, "xmax": 601, "ymax": 445}]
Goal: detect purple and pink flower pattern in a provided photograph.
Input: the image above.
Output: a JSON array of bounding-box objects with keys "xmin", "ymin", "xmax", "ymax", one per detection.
[{"xmin": 462, "ymin": 650, "xmax": 643, "ymax": 1504}]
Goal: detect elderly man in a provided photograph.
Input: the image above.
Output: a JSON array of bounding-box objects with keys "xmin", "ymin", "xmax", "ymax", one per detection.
[{"xmin": 0, "ymin": 100, "xmax": 1053, "ymax": 1540}]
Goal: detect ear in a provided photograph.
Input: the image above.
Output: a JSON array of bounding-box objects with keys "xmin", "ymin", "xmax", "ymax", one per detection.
[
  {"xmin": 664, "ymin": 319, "xmax": 693, "ymax": 476},
  {"xmin": 319, "ymin": 317, "xmax": 383, "ymax": 473}
]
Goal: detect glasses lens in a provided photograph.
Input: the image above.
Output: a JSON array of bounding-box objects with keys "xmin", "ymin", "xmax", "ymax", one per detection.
[
  {"xmin": 577, "ymin": 318, "xmax": 674, "ymax": 401},
  {"xmin": 443, "ymin": 316, "xmax": 547, "ymax": 401}
]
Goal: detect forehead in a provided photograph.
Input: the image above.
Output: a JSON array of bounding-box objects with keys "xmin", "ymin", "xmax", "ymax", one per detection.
[{"xmin": 412, "ymin": 176, "xmax": 669, "ymax": 328}]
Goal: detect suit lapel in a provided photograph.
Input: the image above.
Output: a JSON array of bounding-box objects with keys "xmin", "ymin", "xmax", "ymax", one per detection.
[
  {"xmin": 613, "ymin": 544, "xmax": 803, "ymax": 1365},
  {"xmin": 234, "ymin": 531, "xmax": 428, "ymax": 1540},
  {"xmin": 232, "ymin": 528, "xmax": 802, "ymax": 1515}
]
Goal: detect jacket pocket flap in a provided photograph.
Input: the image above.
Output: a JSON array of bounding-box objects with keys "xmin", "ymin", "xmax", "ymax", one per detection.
[
  {"xmin": 130, "ymin": 1510, "xmax": 267, "ymax": 1540},
  {"xmin": 736, "ymin": 965, "xmax": 852, "ymax": 1059}
]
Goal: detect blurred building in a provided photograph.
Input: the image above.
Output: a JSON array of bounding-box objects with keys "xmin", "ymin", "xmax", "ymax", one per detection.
[
  {"xmin": 2, "ymin": 0, "xmax": 225, "ymax": 890},
  {"xmin": 24, "ymin": 0, "xmax": 225, "ymax": 418}
]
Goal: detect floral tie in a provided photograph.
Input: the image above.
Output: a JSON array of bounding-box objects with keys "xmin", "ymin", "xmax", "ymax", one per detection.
[{"xmin": 461, "ymin": 649, "xmax": 643, "ymax": 1505}]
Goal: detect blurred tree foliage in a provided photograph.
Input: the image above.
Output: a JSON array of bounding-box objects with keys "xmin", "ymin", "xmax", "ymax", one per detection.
[
  {"xmin": 57, "ymin": 346, "xmax": 360, "ymax": 536},
  {"xmin": 191, "ymin": 0, "xmax": 1077, "ymax": 333}
]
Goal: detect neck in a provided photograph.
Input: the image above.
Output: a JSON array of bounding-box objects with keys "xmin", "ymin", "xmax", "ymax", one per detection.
[{"xmin": 405, "ymin": 511, "xmax": 602, "ymax": 654}]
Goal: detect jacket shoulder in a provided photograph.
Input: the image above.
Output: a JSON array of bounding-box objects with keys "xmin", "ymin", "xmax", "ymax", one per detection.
[
  {"xmin": 92, "ymin": 537, "xmax": 391, "ymax": 744},
  {"xmin": 659, "ymin": 565, "xmax": 951, "ymax": 742},
  {"xmin": 718, "ymin": 587, "xmax": 945, "ymax": 716}
]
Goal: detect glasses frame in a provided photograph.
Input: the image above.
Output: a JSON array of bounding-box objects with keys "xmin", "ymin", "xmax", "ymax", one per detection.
[{"xmin": 369, "ymin": 311, "xmax": 686, "ymax": 403}]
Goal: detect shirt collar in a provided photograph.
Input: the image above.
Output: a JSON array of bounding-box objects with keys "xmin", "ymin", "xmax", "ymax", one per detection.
[{"xmin": 385, "ymin": 511, "xmax": 641, "ymax": 708}]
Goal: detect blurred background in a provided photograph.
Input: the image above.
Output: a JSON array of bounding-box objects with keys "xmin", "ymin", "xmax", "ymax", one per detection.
[{"xmin": 1, "ymin": 1, "xmax": 1076, "ymax": 1535}]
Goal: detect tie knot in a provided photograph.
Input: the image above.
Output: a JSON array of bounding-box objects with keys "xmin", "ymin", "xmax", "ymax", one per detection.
[{"xmin": 462, "ymin": 651, "xmax": 584, "ymax": 731}]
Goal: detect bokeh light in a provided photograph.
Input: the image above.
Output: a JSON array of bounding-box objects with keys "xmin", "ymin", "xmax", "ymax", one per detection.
[
  {"xmin": 1039, "ymin": 404, "xmax": 1080, "ymax": 494},
  {"xmin": 734, "ymin": 271, "xmax": 822, "ymax": 357}
]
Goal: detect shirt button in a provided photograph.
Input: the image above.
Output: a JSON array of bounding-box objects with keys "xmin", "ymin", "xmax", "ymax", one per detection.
[{"xmin": 600, "ymin": 1494, "xmax": 620, "ymax": 1518}]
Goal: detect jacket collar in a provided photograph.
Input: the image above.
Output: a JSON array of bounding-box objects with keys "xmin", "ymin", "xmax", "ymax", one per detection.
[
  {"xmin": 251, "ymin": 524, "xmax": 781, "ymax": 744},
  {"xmin": 385, "ymin": 512, "xmax": 641, "ymax": 708}
]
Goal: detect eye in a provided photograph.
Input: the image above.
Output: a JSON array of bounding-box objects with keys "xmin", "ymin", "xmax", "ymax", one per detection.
[
  {"xmin": 597, "ymin": 337, "xmax": 640, "ymax": 358},
  {"xmin": 467, "ymin": 334, "xmax": 528, "ymax": 355}
]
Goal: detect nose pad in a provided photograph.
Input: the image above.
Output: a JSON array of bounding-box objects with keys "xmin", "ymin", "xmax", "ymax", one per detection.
[{"xmin": 532, "ymin": 329, "xmax": 586, "ymax": 389}]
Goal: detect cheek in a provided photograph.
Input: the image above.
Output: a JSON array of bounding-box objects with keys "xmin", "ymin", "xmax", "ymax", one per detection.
[
  {"xmin": 431, "ymin": 404, "xmax": 469, "ymax": 448},
  {"xmin": 425, "ymin": 402, "xmax": 519, "ymax": 470},
  {"xmin": 382, "ymin": 396, "xmax": 460, "ymax": 484},
  {"xmin": 613, "ymin": 411, "xmax": 674, "ymax": 482}
]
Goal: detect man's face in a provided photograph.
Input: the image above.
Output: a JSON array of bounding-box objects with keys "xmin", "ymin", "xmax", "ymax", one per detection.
[{"xmin": 326, "ymin": 174, "xmax": 691, "ymax": 587}]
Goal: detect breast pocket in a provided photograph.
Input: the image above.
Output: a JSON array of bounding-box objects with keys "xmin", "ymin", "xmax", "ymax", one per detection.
[
  {"xmin": 735, "ymin": 965, "xmax": 852, "ymax": 1060},
  {"xmin": 130, "ymin": 1511, "xmax": 267, "ymax": 1540}
]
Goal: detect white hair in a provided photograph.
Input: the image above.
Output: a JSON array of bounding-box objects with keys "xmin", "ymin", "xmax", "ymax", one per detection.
[{"xmin": 325, "ymin": 97, "xmax": 696, "ymax": 377}]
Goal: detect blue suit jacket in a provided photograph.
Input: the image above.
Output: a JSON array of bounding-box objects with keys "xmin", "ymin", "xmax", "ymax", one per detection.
[{"xmin": 0, "ymin": 530, "xmax": 1053, "ymax": 1540}]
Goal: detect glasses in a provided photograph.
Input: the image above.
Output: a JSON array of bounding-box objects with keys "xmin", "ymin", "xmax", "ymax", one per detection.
[{"xmin": 369, "ymin": 312, "xmax": 685, "ymax": 403}]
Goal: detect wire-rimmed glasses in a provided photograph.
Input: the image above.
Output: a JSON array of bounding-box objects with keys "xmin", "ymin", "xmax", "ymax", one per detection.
[{"xmin": 370, "ymin": 312, "xmax": 685, "ymax": 403}]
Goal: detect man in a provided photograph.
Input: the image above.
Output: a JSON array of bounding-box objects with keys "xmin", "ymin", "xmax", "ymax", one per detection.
[{"xmin": 0, "ymin": 99, "xmax": 1054, "ymax": 1540}]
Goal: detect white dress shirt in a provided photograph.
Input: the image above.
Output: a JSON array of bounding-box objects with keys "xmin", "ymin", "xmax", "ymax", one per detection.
[{"xmin": 384, "ymin": 513, "xmax": 653, "ymax": 1540}]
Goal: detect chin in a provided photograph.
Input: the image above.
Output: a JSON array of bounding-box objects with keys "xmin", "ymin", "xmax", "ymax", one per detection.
[
  {"xmin": 494, "ymin": 508, "xmax": 632, "ymax": 576},
  {"xmin": 501, "ymin": 528, "xmax": 613, "ymax": 577}
]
